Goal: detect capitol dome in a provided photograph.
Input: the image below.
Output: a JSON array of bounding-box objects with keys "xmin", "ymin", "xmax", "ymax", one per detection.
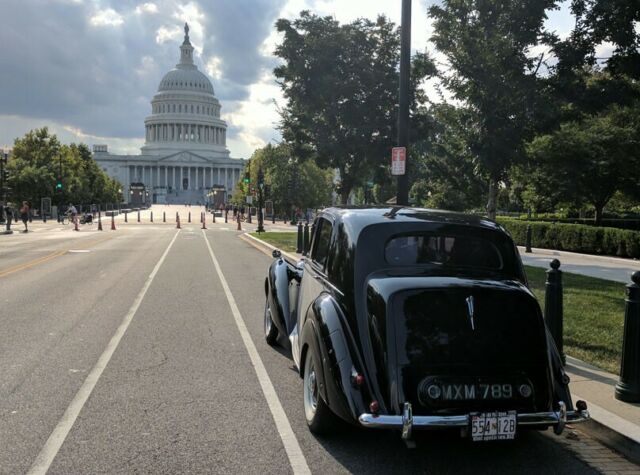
[{"xmin": 140, "ymin": 23, "xmax": 229, "ymax": 158}]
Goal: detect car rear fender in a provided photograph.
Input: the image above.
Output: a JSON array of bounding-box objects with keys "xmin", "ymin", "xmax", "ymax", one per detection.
[
  {"xmin": 300, "ymin": 294, "xmax": 368, "ymax": 423},
  {"xmin": 266, "ymin": 257, "xmax": 300, "ymax": 337},
  {"xmin": 547, "ymin": 330, "xmax": 574, "ymax": 410}
]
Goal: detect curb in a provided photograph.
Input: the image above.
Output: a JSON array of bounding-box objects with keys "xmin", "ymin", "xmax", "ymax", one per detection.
[
  {"xmin": 571, "ymin": 395, "xmax": 640, "ymax": 465},
  {"xmin": 239, "ymin": 232, "xmax": 300, "ymax": 263},
  {"xmin": 517, "ymin": 246, "xmax": 640, "ymax": 266}
]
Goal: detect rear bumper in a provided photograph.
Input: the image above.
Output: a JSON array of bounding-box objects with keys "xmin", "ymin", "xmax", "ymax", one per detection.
[{"xmin": 358, "ymin": 401, "xmax": 589, "ymax": 438}]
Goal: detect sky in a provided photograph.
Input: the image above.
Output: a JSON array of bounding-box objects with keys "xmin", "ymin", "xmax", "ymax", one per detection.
[{"xmin": 0, "ymin": 0, "xmax": 578, "ymax": 159}]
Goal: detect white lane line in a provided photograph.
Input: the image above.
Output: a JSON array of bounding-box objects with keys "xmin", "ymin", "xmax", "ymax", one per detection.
[
  {"xmin": 202, "ymin": 230, "xmax": 311, "ymax": 475},
  {"xmin": 27, "ymin": 230, "xmax": 181, "ymax": 475}
]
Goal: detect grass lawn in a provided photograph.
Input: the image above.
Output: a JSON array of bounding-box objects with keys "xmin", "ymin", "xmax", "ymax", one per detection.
[
  {"xmin": 524, "ymin": 265, "xmax": 625, "ymax": 374},
  {"xmin": 250, "ymin": 231, "xmax": 298, "ymax": 253},
  {"xmin": 249, "ymin": 230, "xmax": 627, "ymax": 374}
]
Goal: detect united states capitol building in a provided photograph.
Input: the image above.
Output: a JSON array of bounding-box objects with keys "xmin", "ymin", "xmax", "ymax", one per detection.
[{"xmin": 93, "ymin": 24, "xmax": 244, "ymax": 205}]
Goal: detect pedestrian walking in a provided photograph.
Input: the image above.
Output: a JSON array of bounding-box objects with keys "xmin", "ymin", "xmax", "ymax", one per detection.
[{"xmin": 19, "ymin": 201, "xmax": 30, "ymax": 233}]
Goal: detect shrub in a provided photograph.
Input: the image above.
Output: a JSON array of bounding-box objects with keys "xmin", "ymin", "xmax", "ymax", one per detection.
[{"xmin": 497, "ymin": 218, "xmax": 640, "ymax": 258}]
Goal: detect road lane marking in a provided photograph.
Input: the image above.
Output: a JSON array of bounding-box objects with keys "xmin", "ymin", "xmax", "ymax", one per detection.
[
  {"xmin": 27, "ymin": 230, "xmax": 181, "ymax": 475},
  {"xmin": 202, "ymin": 230, "xmax": 311, "ymax": 475},
  {"xmin": 0, "ymin": 235, "xmax": 114, "ymax": 278}
]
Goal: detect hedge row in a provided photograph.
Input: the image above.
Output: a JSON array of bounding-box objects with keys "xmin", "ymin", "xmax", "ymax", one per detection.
[{"xmin": 498, "ymin": 218, "xmax": 640, "ymax": 258}]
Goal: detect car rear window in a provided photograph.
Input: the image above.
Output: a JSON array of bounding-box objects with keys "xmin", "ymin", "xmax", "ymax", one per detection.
[{"xmin": 384, "ymin": 234, "xmax": 503, "ymax": 270}]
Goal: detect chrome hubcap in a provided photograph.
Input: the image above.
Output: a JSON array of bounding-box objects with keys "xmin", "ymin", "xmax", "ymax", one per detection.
[
  {"xmin": 264, "ymin": 302, "xmax": 272, "ymax": 336},
  {"xmin": 304, "ymin": 355, "xmax": 318, "ymax": 421}
]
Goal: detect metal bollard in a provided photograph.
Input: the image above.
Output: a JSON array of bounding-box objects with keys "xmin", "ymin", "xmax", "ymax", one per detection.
[
  {"xmin": 225, "ymin": 210, "xmax": 228, "ymax": 223},
  {"xmin": 98, "ymin": 210, "xmax": 103, "ymax": 231},
  {"xmin": 525, "ymin": 224, "xmax": 532, "ymax": 253},
  {"xmin": 150, "ymin": 211, "xmax": 153, "ymax": 222},
  {"xmin": 296, "ymin": 222, "xmax": 303, "ymax": 253},
  {"xmin": 43, "ymin": 213, "xmax": 47, "ymax": 223},
  {"xmin": 163, "ymin": 211, "xmax": 166, "ymax": 222},
  {"xmin": 188, "ymin": 211, "xmax": 191, "ymax": 223},
  {"xmin": 137, "ymin": 210, "xmax": 140, "ymax": 222},
  {"xmin": 125, "ymin": 211, "xmax": 128, "ymax": 223},
  {"xmin": 272, "ymin": 210, "xmax": 275, "ymax": 224},
  {"xmin": 303, "ymin": 222, "xmax": 310, "ymax": 254},
  {"xmin": 247, "ymin": 208, "xmax": 252, "ymax": 224},
  {"xmin": 616, "ymin": 272, "xmax": 640, "ymax": 402},
  {"xmin": 545, "ymin": 259, "xmax": 565, "ymax": 364}
]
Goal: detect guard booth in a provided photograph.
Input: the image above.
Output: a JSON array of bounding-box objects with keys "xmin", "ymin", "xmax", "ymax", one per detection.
[
  {"xmin": 207, "ymin": 185, "xmax": 226, "ymax": 210},
  {"xmin": 129, "ymin": 183, "xmax": 146, "ymax": 207}
]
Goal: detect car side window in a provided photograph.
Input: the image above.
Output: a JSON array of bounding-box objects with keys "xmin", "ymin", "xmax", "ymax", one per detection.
[{"xmin": 311, "ymin": 218, "xmax": 332, "ymax": 270}]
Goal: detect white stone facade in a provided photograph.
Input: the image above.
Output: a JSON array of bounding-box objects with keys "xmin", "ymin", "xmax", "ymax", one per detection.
[{"xmin": 94, "ymin": 23, "xmax": 244, "ymax": 205}]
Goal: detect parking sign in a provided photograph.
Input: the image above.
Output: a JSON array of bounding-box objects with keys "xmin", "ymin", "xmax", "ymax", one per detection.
[{"xmin": 391, "ymin": 147, "xmax": 406, "ymax": 176}]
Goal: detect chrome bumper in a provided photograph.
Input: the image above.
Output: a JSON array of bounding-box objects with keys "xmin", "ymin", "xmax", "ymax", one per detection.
[{"xmin": 358, "ymin": 401, "xmax": 590, "ymax": 439}]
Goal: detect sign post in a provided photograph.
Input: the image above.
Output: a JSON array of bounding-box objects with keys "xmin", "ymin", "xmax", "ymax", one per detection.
[{"xmin": 391, "ymin": 147, "xmax": 406, "ymax": 176}]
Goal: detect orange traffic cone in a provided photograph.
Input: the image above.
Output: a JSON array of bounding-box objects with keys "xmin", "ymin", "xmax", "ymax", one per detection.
[
  {"xmin": 202, "ymin": 212, "xmax": 207, "ymax": 229},
  {"xmin": 111, "ymin": 214, "xmax": 116, "ymax": 230}
]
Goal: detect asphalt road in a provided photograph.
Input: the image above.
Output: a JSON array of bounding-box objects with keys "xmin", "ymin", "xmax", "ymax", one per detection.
[{"xmin": 0, "ymin": 210, "xmax": 631, "ymax": 474}]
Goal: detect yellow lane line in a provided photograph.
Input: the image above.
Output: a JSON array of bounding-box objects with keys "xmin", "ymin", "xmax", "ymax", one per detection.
[{"xmin": 0, "ymin": 235, "xmax": 116, "ymax": 279}]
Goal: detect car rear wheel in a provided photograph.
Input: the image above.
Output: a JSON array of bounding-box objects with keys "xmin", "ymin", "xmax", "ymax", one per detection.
[
  {"xmin": 264, "ymin": 297, "xmax": 278, "ymax": 346},
  {"xmin": 303, "ymin": 349, "xmax": 337, "ymax": 434}
]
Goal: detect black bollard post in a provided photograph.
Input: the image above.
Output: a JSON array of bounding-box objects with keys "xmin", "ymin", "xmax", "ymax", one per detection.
[
  {"xmin": 150, "ymin": 211, "xmax": 153, "ymax": 222},
  {"xmin": 125, "ymin": 211, "xmax": 128, "ymax": 223},
  {"xmin": 43, "ymin": 213, "xmax": 47, "ymax": 223},
  {"xmin": 303, "ymin": 222, "xmax": 310, "ymax": 255},
  {"xmin": 272, "ymin": 208, "xmax": 275, "ymax": 224},
  {"xmin": 137, "ymin": 210, "xmax": 140, "ymax": 222},
  {"xmin": 247, "ymin": 207, "xmax": 252, "ymax": 224},
  {"xmin": 525, "ymin": 224, "xmax": 532, "ymax": 253},
  {"xmin": 163, "ymin": 211, "xmax": 166, "ymax": 222},
  {"xmin": 616, "ymin": 272, "xmax": 640, "ymax": 402},
  {"xmin": 225, "ymin": 210, "xmax": 228, "ymax": 223},
  {"xmin": 296, "ymin": 222, "xmax": 303, "ymax": 253},
  {"xmin": 188, "ymin": 211, "xmax": 191, "ymax": 223},
  {"xmin": 545, "ymin": 259, "xmax": 565, "ymax": 364}
]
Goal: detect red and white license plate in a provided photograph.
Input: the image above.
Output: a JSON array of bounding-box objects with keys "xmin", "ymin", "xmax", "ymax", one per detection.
[{"xmin": 471, "ymin": 411, "xmax": 516, "ymax": 441}]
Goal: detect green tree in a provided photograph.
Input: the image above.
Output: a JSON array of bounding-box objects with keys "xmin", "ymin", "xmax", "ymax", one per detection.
[
  {"xmin": 274, "ymin": 11, "xmax": 435, "ymax": 203},
  {"xmin": 410, "ymin": 104, "xmax": 486, "ymax": 211},
  {"xmin": 526, "ymin": 105, "xmax": 640, "ymax": 224},
  {"xmin": 7, "ymin": 128, "xmax": 122, "ymax": 209},
  {"xmin": 429, "ymin": 0, "xmax": 556, "ymax": 218},
  {"xmin": 238, "ymin": 144, "xmax": 333, "ymax": 214}
]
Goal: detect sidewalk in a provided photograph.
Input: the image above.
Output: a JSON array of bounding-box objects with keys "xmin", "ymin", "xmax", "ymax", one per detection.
[
  {"xmin": 519, "ymin": 246, "xmax": 640, "ymax": 284},
  {"xmin": 566, "ymin": 356, "xmax": 640, "ymax": 463}
]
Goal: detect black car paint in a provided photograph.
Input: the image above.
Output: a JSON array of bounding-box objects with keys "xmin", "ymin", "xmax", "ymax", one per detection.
[{"xmin": 265, "ymin": 207, "xmax": 573, "ymax": 426}]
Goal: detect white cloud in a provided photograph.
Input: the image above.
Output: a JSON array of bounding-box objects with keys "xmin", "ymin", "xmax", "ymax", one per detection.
[
  {"xmin": 155, "ymin": 25, "xmax": 182, "ymax": 44},
  {"xmin": 206, "ymin": 56, "xmax": 223, "ymax": 80},
  {"xmin": 89, "ymin": 8, "xmax": 124, "ymax": 27},
  {"xmin": 135, "ymin": 3, "xmax": 158, "ymax": 15}
]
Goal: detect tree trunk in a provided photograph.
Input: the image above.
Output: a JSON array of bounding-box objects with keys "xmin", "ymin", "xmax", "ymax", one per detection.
[
  {"xmin": 486, "ymin": 177, "xmax": 498, "ymax": 220},
  {"xmin": 340, "ymin": 185, "xmax": 351, "ymax": 205},
  {"xmin": 594, "ymin": 204, "xmax": 604, "ymax": 226}
]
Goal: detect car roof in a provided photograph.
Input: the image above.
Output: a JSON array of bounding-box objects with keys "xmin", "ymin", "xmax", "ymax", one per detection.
[{"xmin": 320, "ymin": 206, "xmax": 504, "ymax": 233}]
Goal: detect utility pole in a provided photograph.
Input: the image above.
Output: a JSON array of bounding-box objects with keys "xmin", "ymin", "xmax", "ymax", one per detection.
[{"xmin": 396, "ymin": 0, "xmax": 411, "ymax": 206}]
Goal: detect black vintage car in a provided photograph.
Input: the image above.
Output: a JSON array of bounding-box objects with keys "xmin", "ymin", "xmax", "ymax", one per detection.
[{"xmin": 264, "ymin": 207, "xmax": 589, "ymax": 442}]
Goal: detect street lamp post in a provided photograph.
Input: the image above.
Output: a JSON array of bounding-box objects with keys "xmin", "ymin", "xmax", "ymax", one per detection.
[
  {"xmin": 396, "ymin": 0, "xmax": 412, "ymax": 206},
  {"xmin": 257, "ymin": 167, "xmax": 265, "ymax": 233}
]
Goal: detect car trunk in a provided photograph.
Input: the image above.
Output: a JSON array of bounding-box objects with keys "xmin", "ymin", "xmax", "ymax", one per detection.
[{"xmin": 365, "ymin": 277, "xmax": 553, "ymax": 416}]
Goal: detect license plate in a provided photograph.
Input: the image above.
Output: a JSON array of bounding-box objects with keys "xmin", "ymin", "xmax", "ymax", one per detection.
[{"xmin": 471, "ymin": 411, "xmax": 516, "ymax": 441}]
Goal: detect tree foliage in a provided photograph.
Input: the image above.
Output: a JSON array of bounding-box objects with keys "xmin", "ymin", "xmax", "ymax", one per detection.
[
  {"xmin": 274, "ymin": 11, "xmax": 435, "ymax": 203},
  {"xmin": 526, "ymin": 105, "xmax": 640, "ymax": 224},
  {"xmin": 428, "ymin": 0, "xmax": 557, "ymax": 218},
  {"xmin": 232, "ymin": 144, "xmax": 332, "ymax": 214},
  {"xmin": 7, "ymin": 128, "xmax": 122, "ymax": 208}
]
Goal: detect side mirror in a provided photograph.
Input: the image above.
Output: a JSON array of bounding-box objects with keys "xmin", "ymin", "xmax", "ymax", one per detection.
[{"xmin": 272, "ymin": 249, "xmax": 282, "ymax": 259}]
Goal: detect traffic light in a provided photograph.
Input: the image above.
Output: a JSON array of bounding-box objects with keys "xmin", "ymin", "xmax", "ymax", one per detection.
[
  {"xmin": 3, "ymin": 169, "xmax": 9, "ymax": 182},
  {"xmin": 243, "ymin": 173, "xmax": 250, "ymax": 184},
  {"xmin": 55, "ymin": 180, "xmax": 63, "ymax": 191}
]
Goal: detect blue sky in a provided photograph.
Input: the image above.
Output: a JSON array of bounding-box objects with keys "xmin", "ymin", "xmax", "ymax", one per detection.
[{"xmin": 0, "ymin": 0, "xmax": 579, "ymax": 159}]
